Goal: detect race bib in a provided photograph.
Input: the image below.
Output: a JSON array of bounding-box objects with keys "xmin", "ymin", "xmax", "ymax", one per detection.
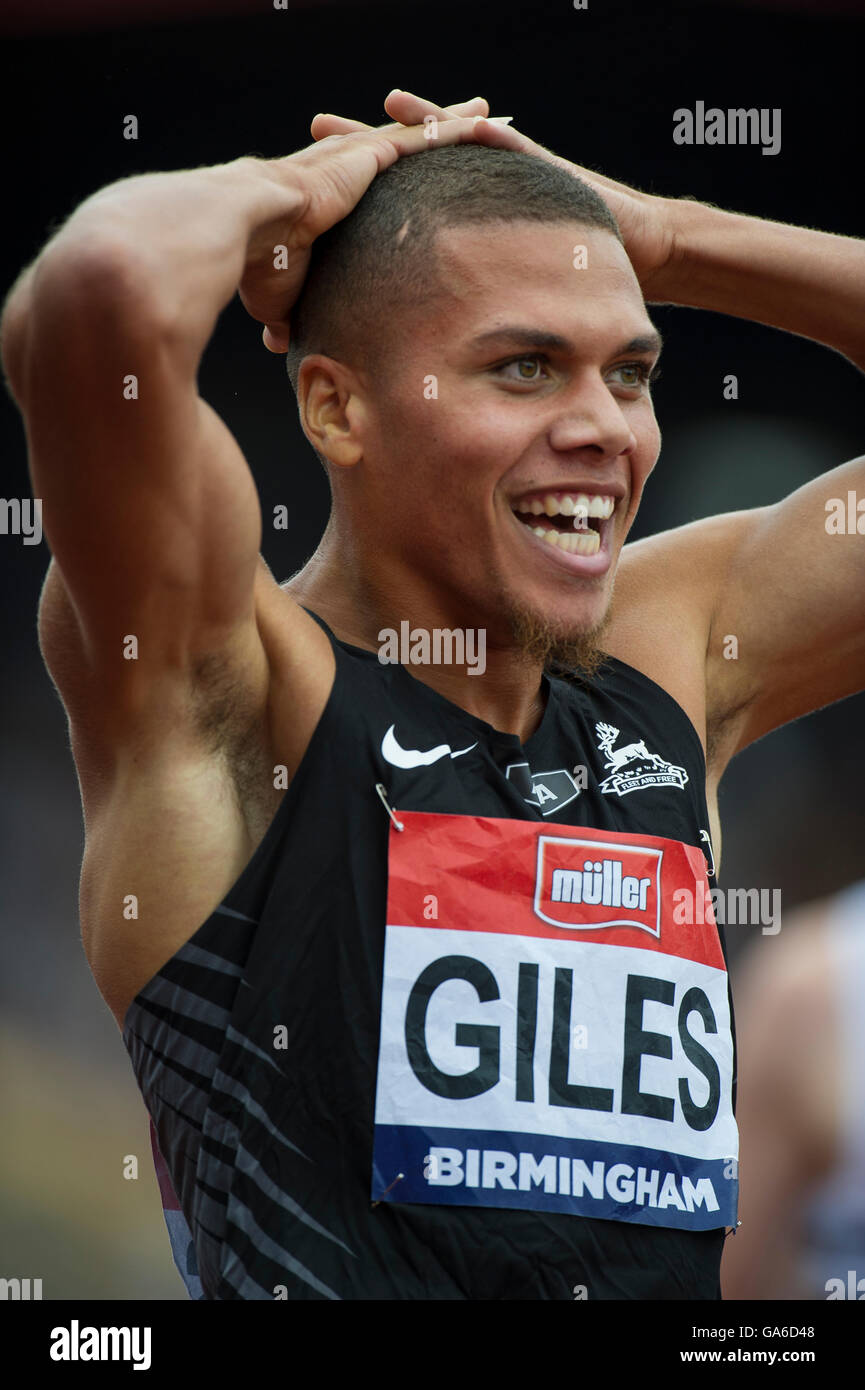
[{"xmin": 371, "ymin": 811, "xmax": 738, "ymax": 1232}]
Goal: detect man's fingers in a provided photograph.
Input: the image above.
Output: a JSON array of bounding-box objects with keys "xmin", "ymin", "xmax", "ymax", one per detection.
[
  {"xmin": 438, "ymin": 97, "xmax": 491, "ymax": 117},
  {"xmin": 311, "ymin": 115, "xmax": 514, "ymax": 170},
  {"xmin": 310, "ymin": 113, "xmax": 374, "ymax": 139},
  {"xmin": 310, "ymin": 96, "xmax": 489, "ymax": 143},
  {"xmin": 262, "ymin": 323, "xmax": 290, "ymax": 354},
  {"xmin": 378, "ymin": 114, "xmax": 514, "ymax": 162},
  {"xmin": 383, "ymin": 90, "xmax": 489, "ymax": 124}
]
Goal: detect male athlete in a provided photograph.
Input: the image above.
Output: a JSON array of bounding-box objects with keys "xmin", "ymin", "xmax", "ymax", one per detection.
[{"xmin": 3, "ymin": 88, "xmax": 863, "ymax": 1300}]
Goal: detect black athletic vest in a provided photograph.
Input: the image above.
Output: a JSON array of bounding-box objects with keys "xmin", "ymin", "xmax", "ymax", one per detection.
[{"xmin": 123, "ymin": 610, "xmax": 736, "ymax": 1300}]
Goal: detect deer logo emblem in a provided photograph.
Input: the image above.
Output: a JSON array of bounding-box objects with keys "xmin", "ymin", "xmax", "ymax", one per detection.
[{"xmin": 594, "ymin": 722, "xmax": 688, "ymax": 797}]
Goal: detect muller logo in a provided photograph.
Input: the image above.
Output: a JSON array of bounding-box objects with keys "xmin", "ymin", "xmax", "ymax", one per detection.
[{"xmin": 534, "ymin": 834, "xmax": 663, "ymax": 936}]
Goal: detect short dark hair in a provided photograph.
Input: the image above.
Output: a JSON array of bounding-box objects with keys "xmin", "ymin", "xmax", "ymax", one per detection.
[{"xmin": 285, "ymin": 143, "xmax": 621, "ymax": 410}]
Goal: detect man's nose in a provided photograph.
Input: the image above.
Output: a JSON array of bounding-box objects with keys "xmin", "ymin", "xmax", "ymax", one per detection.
[{"xmin": 547, "ymin": 376, "xmax": 637, "ymax": 460}]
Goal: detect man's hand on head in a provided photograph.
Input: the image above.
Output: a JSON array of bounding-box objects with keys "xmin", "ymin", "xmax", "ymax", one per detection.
[
  {"xmin": 310, "ymin": 88, "xmax": 678, "ymax": 297},
  {"xmin": 237, "ymin": 110, "xmax": 514, "ymax": 353}
]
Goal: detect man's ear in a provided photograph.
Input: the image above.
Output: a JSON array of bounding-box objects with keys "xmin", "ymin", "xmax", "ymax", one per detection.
[{"xmin": 298, "ymin": 354, "xmax": 366, "ymax": 469}]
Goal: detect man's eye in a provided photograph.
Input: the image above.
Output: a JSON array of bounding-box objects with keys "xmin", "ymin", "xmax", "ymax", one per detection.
[
  {"xmin": 609, "ymin": 361, "xmax": 660, "ymax": 388},
  {"xmin": 495, "ymin": 355, "xmax": 551, "ymax": 382}
]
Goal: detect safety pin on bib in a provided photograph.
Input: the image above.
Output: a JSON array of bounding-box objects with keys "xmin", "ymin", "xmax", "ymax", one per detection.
[
  {"xmin": 375, "ymin": 782, "xmax": 404, "ymax": 832},
  {"xmin": 371, "ymin": 1172, "xmax": 405, "ymax": 1209}
]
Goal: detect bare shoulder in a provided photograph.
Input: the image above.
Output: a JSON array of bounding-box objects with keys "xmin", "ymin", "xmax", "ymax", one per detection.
[{"xmin": 606, "ymin": 511, "xmax": 757, "ymax": 772}]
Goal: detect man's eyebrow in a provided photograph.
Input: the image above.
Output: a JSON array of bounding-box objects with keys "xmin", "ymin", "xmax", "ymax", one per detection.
[{"xmin": 466, "ymin": 326, "xmax": 664, "ymax": 357}]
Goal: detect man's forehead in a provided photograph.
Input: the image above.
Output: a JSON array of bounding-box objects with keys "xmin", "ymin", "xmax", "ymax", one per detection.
[
  {"xmin": 433, "ymin": 219, "xmax": 631, "ymax": 281},
  {"xmin": 425, "ymin": 221, "xmax": 653, "ymax": 350}
]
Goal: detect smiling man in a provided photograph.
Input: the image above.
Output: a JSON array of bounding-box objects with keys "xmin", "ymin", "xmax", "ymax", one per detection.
[
  {"xmin": 2, "ymin": 89, "xmax": 863, "ymax": 1302},
  {"xmin": 284, "ymin": 158, "xmax": 662, "ymax": 690}
]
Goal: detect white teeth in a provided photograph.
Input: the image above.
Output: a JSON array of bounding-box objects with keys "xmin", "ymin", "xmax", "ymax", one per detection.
[
  {"xmin": 515, "ymin": 491, "xmax": 614, "ymax": 558},
  {"xmin": 514, "ymin": 492, "xmax": 616, "ymax": 519},
  {"xmin": 563, "ymin": 529, "xmax": 600, "ymax": 555},
  {"xmin": 584, "ymin": 494, "xmax": 615, "ymax": 519},
  {"xmin": 528, "ymin": 524, "xmax": 600, "ymax": 555}
]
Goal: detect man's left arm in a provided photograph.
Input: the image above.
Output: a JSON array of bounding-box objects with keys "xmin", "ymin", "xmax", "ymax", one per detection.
[
  {"xmin": 655, "ymin": 204, "xmax": 865, "ymax": 758},
  {"xmin": 656, "ymin": 198, "xmax": 865, "ymax": 372},
  {"xmin": 702, "ymin": 456, "xmax": 865, "ymax": 760}
]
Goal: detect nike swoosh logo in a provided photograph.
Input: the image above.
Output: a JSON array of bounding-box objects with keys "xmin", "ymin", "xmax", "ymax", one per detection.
[{"xmin": 381, "ymin": 724, "xmax": 478, "ymax": 770}]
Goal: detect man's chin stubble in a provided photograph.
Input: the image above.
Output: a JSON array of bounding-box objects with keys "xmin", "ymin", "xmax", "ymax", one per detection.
[{"xmin": 508, "ymin": 600, "xmax": 612, "ymax": 681}]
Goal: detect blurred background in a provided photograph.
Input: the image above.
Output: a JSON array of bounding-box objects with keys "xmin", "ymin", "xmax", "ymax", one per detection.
[{"xmin": 0, "ymin": 0, "xmax": 862, "ymax": 1299}]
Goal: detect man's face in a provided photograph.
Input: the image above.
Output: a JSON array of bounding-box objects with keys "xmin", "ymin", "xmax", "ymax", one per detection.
[{"xmin": 354, "ymin": 220, "xmax": 662, "ymax": 655}]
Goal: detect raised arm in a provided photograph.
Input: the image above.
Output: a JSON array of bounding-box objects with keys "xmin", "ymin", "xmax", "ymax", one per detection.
[
  {"xmin": 647, "ymin": 202, "xmax": 865, "ymax": 761},
  {"xmin": 2, "ymin": 161, "xmax": 291, "ymax": 727},
  {"xmin": 0, "ymin": 113, "xmax": 494, "ymax": 754}
]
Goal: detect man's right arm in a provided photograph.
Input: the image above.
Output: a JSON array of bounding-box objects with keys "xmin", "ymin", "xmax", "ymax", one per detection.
[
  {"xmin": 1, "ymin": 159, "xmax": 334, "ymax": 767},
  {"xmin": 1, "ymin": 110, "xmax": 493, "ymax": 759}
]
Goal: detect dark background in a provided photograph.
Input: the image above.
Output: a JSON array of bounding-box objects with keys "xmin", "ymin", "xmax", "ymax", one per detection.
[{"xmin": 0, "ymin": 0, "xmax": 862, "ymax": 1297}]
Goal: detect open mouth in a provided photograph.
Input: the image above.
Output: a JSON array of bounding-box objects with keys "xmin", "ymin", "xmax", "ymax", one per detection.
[{"xmin": 510, "ymin": 492, "xmax": 617, "ymax": 556}]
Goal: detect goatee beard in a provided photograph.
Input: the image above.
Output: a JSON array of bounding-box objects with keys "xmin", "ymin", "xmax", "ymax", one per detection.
[{"xmin": 509, "ymin": 603, "xmax": 611, "ymax": 682}]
